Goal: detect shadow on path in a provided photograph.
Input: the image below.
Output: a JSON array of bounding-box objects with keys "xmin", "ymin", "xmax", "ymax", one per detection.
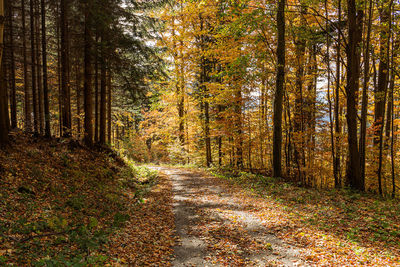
[{"xmin": 151, "ymin": 167, "xmax": 306, "ymax": 267}]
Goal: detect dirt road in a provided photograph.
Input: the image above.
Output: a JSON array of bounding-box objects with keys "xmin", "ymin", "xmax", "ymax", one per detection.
[{"xmin": 151, "ymin": 167, "xmax": 305, "ymax": 267}]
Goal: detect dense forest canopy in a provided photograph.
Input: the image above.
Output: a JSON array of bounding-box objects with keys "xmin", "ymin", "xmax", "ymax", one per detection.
[{"xmin": 1, "ymin": 0, "xmax": 400, "ymax": 198}]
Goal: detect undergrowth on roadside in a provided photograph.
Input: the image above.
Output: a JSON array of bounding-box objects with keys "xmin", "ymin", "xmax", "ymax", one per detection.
[{"xmin": 0, "ymin": 133, "xmax": 158, "ymax": 266}]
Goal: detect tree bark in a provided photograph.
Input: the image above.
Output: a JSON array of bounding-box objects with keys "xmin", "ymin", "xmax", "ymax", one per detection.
[
  {"xmin": 94, "ymin": 40, "xmax": 99, "ymax": 142},
  {"xmin": 0, "ymin": 0, "xmax": 8, "ymax": 145},
  {"xmin": 376, "ymin": 0, "xmax": 393, "ymax": 195},
  {"xmin": 21, "ymin": 0, "xmax": 32, "ymax": 132},
  {"xmin": 76, "ymin": 63, "xmax": 81, "ymax": 137},
  {"xmin": 374, "ymin": 2, "xmax": 391, "ymax": 148},
  {"xmin": 60, "ymin": 0, "xmax": 71, "ymax": 137},
  {"xmin": 334, "ymin": 0, "xmax": 342, "ymax": 188},
  {"xmin": 99, "ymin": 46, "xmax": 106, "ymax": 145},
  {"xmin": 7, "ymin": 1, "xmax": 16, "ymax": 129},
  {"xmin": 83, "ymin": 3, "xmax": 93, "ymax": 146},
  {"xmin": 30, "ymin": 0, "xmax": 38, "ymax": 134},
  {"xmin": 273, "ymin": 0, "xmax": 285, "ymax": 178},
  {"xmin": 326, "ymin": 0, "xmax": 336, "ymax": 190},
  {"xmin": 107, "ymin": 70, "xmax": 112, "ymax": 144},
  {"xmin": 360, "ymin": 0, "xmax": 373, "ymax": 187},
  {"xmin": 41, "ymin": 0, "xmax": 50, "ymax": 137},
  {"xmin": 35, "ymin": 0, "xmax": 43, "ymax": 135},
  {"xmin": 56, "ymin": 1, "xmax": 62, "ymax": 136},
  {"xmin": 293, "ymin": 4, "xmax": 306, "ymax": 182},
  {"xmin": 345, "ymin": 0, "xmax": 363, "ymax": 190},
  {"xmin": 235, "ymin": 87, "xmax": 243, "ymax": 169}
]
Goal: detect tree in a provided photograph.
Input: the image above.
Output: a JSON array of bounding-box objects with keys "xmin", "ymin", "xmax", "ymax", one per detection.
[
  {"xmin": 83, "ymin": 0, "xmax": 93, "ymax": 146},
  {"xmin": 41, "ymin": 0, "xmax": 50, "ymax": 137},
  {"xmin": 30, "ymin": 0, "xmax": 38, "ymax": 134},
  {"xmin": 99, "ymin": 43, "xmax": 106, "ymax": 145},
  {"xmin": 345, "ymin": 0, "xmax": 363, "ymax": 190},
  {"xmin": 0, "ymin": 0, "xmax": 8, "ymax": 145},
  {"xmin": 273, "ymin": 0, "xmax": 286, "ymax": 178},
  {"xmin": 7, "ymin": 0, "xmax": 16, "ymax": 129},
  {"xmin": 21, "ymin": 0, "xmax": 31, "ymax": 132},
  {"xmin": 375, "ymin": 0, "xmax": 393, "ymax": 195},
  {"xmin": 60, "ymin": 0, "xmax": 71, "ymax": 137}
]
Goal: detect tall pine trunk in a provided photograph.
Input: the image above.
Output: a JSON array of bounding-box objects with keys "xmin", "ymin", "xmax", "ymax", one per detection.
[
  {"xmin": 94, "ymin": 42, "xmax": 99, "ymax": 142},
  {"xmin": 76, "ymin": 63, "xmax": 81, "ymax": 137},
  {"xmin": 56, "ymin": 1, "xmax": 62, "ymax": 136},
  {"xmin": 99, "ymin": 46, "xmax": 106, "ymax": 145},
  {"xmin": 107, "ymin": 70, "xmax": 111, "ymax": 144},
  {"xmin": 21, "ymin": 0, "xmax": 31, "ymax": 132},
  {"xmin": 83, "ymin": 3, "xmax": 93, "ymax": 146},
  {"xmin": 0, "ymin": 0, "xmax": 8, "ymax": 145},
  {"xmin": 60, "ymin": 0, "xmax": 71, "ymax": 137},
  {"xmin": 8, "ymin": 1, "xmax": 16, "ymax": 129},
  {"xmin": 41, "ymin": 0, "xmax": 50, "ymax": 137},
  {"xmin": 30, "ymin": 0, "xmax": 38, "ymax": 134},
  {"xmin": 35, "ymin": 0, "xmax": 43, "ymax": 135}
]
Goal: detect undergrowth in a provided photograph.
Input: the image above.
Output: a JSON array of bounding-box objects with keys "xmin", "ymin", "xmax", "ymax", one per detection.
[{"xmin": 0, "ymin": 133, "xmax": 158, "ymax": 266}]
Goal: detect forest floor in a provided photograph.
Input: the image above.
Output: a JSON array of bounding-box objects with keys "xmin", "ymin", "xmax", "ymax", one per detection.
[
  {"xmin": 0, "ymin": 132, "xmax": 175, "ymax": 266},
  {"xmin": 153, "ymin": 166, "xmax": 400, "ymax": 266}
]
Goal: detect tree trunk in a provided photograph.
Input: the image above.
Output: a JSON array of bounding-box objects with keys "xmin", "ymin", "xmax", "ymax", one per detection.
[
  {"xmin": 334, "ymin": 0, "xmax": 342, "ymax": 188},
  {"xmin": 260, "ymin": 72, "xmax": 266, "ymax": 169},
  {"xmin": 30, "ymin": 0, "xmax": 38, "ymax": 134},
  {"xmin": 56, "ymin": 1, "xmax": 62, "ymax": 136},
  {"xmin": 99, "ymin": 47, "xmax": 106, "ymax": 145},
  {"xmin": 35, "ymin": 0, "xmax": 43, "ymax": 135},
  {"xmin": 390, "ymin": 37, "xmax": 396, "ymax": 198},
  {"xmin": 107, "ymin": 70, "xmax": 112, "ymax": 144},
  {"xmin": 94, "ymin": 52, "xmax": 99, "ymax": 142},
  {"xmin": 83, "ymin": 3, "xmax": 93, "ymax": 146},
  {"xmin": 94, "ymin": 37, "xmax": 99, "ymax": 142},
  {"xmin": 178, "ymin": 77, "xmax": 185, "ymax": 146},
  {"xmin": 21, "ymin": 0, "xmax": 32, "ymax": 132},
  {"xmin": 273, "ymin": 0, "xmax": 285, "ymax": 178},
  {"xmin": 41, "ymin": 0, "xmax": 50, "ymax": 137},
  {"xmin": 326, "ymin": 0, "xmax": 336, "ymax": 190},
  {"xmin": 306, "ymin": 45, "xmax": 317, "ymax": 185},
  {"xmin": 235, "ymin": 87, "xmax": 243, "ymax": 169},
  {"xmin": 374, "ymin": 2, "xmax": 391, "ymax": 147},
  {"xmin": 0, "ymin": 0, "xmax": 8, "ymax": 145},
  {"xmin": 376, "ymin": 0, "xmax": 393, "ymax": 195},
  {"xmin": 360, "ymin": 0, "xmax": 373, "ymax": 186},
  {"xmin": 60, "ymin": 0, "xmax": 71, "ymax": 137},
  {"xmin": 198, "ymin": 14, "xmax": 212, "ymax": 167},
  {"xmin": 76, "ymin": 63, "xmax": 81, "ymax": 137},
  {"xmin": 293, "ymin": 4, "xmax": 306, "ymax": 182},
  {"xmin": 7, "ymin": 1, "xmax": 16, "ymax": 129},
  {"xmin": 345, "ymin": 0, "xmax": 363, "ymax": 190}
]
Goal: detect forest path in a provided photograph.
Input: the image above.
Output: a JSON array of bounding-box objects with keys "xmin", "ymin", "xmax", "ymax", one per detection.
[{"xmin": 150, "ymin": 167, "xmax": 306, "ymax": 267}]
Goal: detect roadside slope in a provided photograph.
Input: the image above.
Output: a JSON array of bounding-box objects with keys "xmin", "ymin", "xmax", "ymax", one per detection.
[{"xmin": 0, "ymin": 133, "xmax": 175, "ymax": 265}]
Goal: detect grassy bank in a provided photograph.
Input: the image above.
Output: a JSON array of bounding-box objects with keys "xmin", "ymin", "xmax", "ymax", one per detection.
[{"xmin": 0, "ymin": 133, "xmax": 160, "ymax": 265}]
